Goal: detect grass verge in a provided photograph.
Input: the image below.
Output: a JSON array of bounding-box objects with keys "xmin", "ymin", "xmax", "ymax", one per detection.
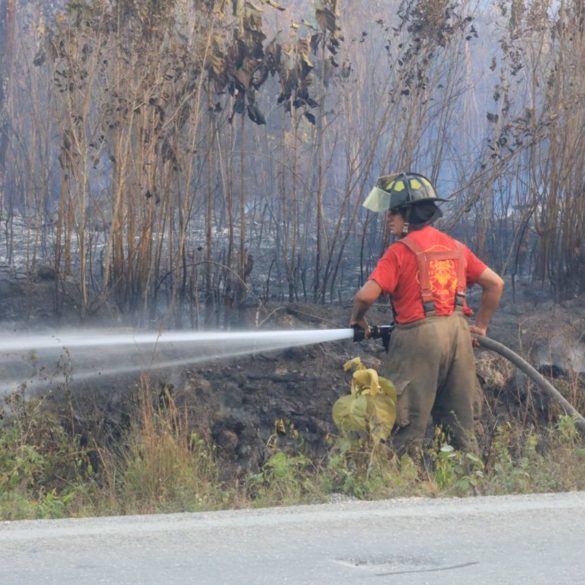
[{"xmin": 1, "ymin": 382, "xmax": 585, "ymax": 520}]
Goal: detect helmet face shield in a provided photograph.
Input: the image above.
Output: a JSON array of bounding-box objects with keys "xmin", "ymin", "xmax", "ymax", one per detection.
[{"xmin": 363, "ymin": 185, "xmax": 392, "ymax": 213}]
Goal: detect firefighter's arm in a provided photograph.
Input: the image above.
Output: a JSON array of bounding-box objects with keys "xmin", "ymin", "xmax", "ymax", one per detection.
[
  {"xmin": 470, "ymin": 267, "xmax": 504, "ymax": 338},
  {"xmin": 349, "ymin": 280, "xmax": 383, "ymax": 334}
]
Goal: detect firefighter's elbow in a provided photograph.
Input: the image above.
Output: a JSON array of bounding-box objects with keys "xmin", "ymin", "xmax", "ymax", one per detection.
[
  {"xmin": 354, "ymin": 280, "xmax": 382, "ymax": 305},
  {"xmin": 478, "ymin": 268, "xmax": 504, "ymax": 294}
]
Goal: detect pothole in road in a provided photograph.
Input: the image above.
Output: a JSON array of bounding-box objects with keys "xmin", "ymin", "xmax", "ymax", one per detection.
[{"xmin": 333, "ymin": 555, "xmax": 479, "ymax": 576}]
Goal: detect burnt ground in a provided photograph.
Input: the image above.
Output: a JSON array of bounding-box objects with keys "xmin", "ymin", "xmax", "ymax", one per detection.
[{"xmin": 2, "ymin": 264, "xmax": 585, "ymax": 476}]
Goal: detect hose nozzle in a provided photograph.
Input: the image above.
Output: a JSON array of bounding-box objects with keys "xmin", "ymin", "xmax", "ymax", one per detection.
[
  {"xmin": 352, "ymin": 324, "xmax": 366, "ymax": 342},
  {"xmin": 352, "ymin": 324, "xmax": 395, "ymax": 352}
]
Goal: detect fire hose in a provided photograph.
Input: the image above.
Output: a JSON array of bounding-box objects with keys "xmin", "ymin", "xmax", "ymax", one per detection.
[{"xmin": 352, "ymin": 324, "xmax": 585, "ymax": 435}]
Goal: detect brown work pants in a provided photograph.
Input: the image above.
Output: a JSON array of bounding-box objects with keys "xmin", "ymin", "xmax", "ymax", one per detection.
[{"xmin": 383, "ymin": 313, "xmax": 481, "ymax": 456}]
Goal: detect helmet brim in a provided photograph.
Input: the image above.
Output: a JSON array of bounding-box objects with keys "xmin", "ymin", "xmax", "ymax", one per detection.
[{"xmin": 398, "ymin": 196, "xmax": 448, "ymax": 208}]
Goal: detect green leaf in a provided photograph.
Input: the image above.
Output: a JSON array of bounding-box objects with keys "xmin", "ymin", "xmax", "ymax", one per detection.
[
  {"xmin": 379, "ymin": 376, "xmax": 397, "ymax": 402},
  {"xmin": 353, "ymin": 368, "xmax": 381, "ymax": 394},
  {"xmin": 332, "ymin": 395, "xmax": 368, "ymax": 432},
  {"xmin": 465, "ymin": 452, "xmax": 484, "ymax": 467},
  {"xmin": 343, "ymin": 357, "xmax": 362, "ymax": 372},
  {"xmin": 366, "ymin": 394, "xmax": 396, "ymax": 439}
]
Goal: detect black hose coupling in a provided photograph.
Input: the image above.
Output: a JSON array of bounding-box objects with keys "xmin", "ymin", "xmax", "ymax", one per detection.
[
  {"xmin": 352, "ymin": 324, "xmax": 395, "ymax": 352},
  {"xmin": 352, "ymin": 324, "xmax": 366, "ymax": 342}
]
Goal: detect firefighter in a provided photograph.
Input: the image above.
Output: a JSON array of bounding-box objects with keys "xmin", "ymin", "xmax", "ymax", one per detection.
[{"xmin": 349, "ymin": 172, "xmax": 504, "ymax": 456}]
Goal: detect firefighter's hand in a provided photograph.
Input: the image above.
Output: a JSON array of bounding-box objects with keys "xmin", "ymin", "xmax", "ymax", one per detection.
[
  {"xmin": 469, "ymin": 324, "xmax": 487, "ymax": 347},
  {"xmin": 350, "ymin": 318, "xmax": 370, "ymax": 338}
]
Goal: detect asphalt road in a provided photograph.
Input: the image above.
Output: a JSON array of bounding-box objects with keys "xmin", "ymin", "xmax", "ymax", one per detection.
[{"xmin": 1, "ymin": 492, "xmax": 584, "ymax": 585}]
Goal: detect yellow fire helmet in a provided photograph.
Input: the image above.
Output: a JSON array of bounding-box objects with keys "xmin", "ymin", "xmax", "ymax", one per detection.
[{"xmin": 363, "ymin": 172, "xmax": 446, "ymax": 213}]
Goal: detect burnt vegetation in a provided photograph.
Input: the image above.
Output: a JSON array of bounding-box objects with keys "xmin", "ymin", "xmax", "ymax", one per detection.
[{"xmin": 0, "ymin": 0, "xmax": 583, "ymax": 325}]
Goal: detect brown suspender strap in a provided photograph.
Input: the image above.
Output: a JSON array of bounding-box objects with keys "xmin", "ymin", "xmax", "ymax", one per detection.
[
  {"xmin": 398, "ymin": 237, "xmax": 435, "ymax": 313},
  {"xmin": 398, "ymin": 236, "xmax": 467, "ymax": 316},
  {"xmin": 453, "ymin": 242, "xmax": 467, "ymax": 308}
]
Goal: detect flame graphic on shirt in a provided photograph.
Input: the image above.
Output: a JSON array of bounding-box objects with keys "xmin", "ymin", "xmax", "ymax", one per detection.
[{"xmin": 429, "ymin": 259, "xmax": 458, "ymax": 301}]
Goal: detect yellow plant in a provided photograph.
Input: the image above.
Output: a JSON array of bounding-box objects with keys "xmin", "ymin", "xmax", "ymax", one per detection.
[{"xmin": 332, "ymin": 357, "xmax": 397, "ymax": 444}]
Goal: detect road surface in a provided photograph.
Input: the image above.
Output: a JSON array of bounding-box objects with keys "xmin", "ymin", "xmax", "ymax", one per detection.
[{"xmin": 1, "ymin": 492, "xmax": 584, "ymax": 585}]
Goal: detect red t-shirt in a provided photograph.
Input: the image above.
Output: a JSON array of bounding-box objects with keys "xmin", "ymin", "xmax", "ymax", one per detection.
[{"xmin": 369, "ymin": 226, "xmax": 487, "ymax": 324}]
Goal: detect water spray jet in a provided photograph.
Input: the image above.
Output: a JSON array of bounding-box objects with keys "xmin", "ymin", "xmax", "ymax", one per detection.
[
  {"xmin": 0, "ymin": 328, "xmax": 356, "ymax": 353},
  {"xmin": 0, "ymin": 327, "xmax": 356, "ymax": 396}
]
